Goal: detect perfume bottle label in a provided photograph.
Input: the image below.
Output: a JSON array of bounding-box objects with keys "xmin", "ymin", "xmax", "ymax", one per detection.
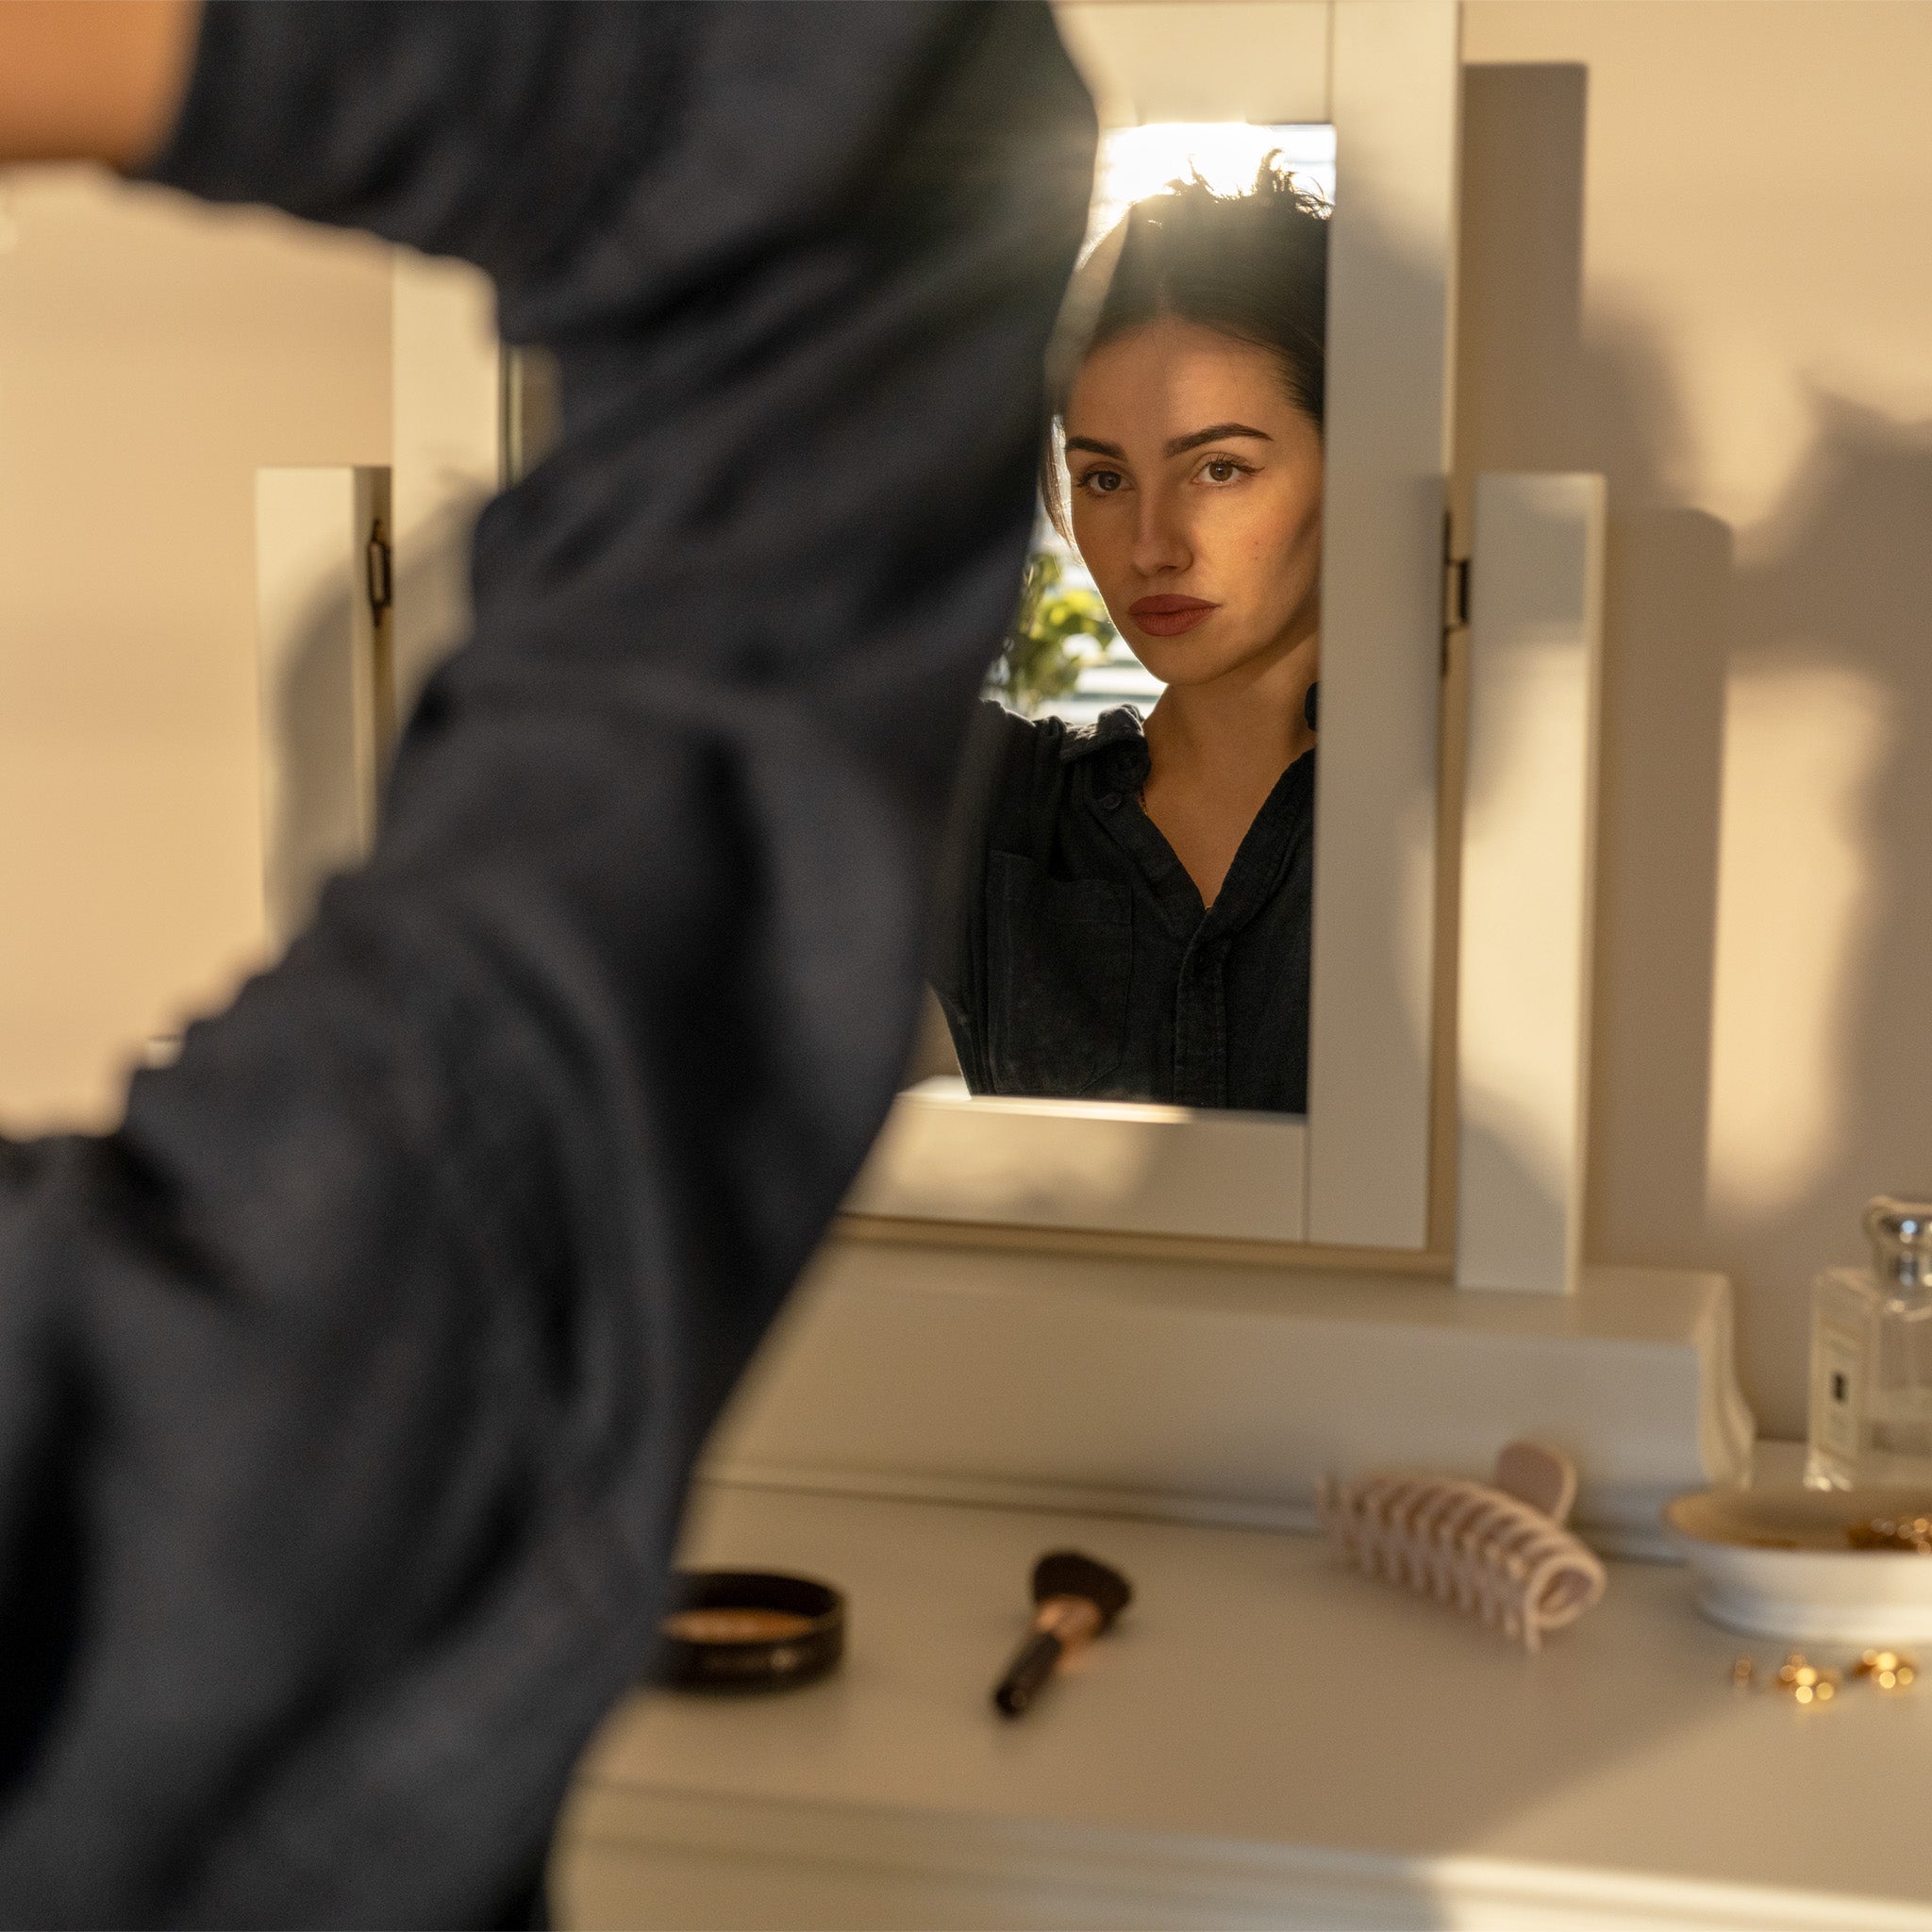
[{"xmin": 1813, "ymin": 1315, "xmax": 1866, "ymax": 1466}]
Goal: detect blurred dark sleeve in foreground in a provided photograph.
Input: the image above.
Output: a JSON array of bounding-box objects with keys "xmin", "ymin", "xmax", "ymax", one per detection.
[{"xmin": 0, "ymin": 6, "xmax": 1093, "ymax": 1924}]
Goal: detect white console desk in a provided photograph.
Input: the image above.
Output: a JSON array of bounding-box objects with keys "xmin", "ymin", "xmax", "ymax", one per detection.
[{"xmin": 553, "ymin": 1477, "xmax": 1932, "ymax": 1931}]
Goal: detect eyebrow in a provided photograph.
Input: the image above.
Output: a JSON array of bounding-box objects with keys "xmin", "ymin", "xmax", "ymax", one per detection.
[
  {"xmin": 1062, "ymin": 423, "xmax": 1274, "ymax": 462},
  {"xmin": 1165, "ymin": 422, "xmax": 1273, "ymax": 457}
]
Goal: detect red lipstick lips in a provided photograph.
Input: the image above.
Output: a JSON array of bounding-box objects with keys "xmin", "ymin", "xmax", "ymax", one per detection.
[{"xmin": 1128, "ymin": 594, "xmax": 1217, "ymax": 638}]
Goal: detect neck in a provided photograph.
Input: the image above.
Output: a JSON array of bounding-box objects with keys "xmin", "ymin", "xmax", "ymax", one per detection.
[{"xmin": 1143, "ymin": 625, "xmax": 1318, "ymax": 791}]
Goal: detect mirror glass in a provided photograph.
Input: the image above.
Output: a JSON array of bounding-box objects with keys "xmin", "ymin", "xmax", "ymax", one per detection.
[{"xmin": 918, "ymin": 122, "xmax": 1334, "ymax": 1118}]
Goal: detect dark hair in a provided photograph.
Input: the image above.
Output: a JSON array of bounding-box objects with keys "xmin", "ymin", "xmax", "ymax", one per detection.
[{"xmin": 1044, "ymin": 158, "xmax": 1330, "ymax": 535}]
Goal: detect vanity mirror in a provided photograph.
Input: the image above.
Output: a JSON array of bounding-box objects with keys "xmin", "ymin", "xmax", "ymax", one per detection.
[
  {"xmin": 847, "ymin": 0, "xmax": 1460, "ymax": 1252},
  {"xmin": 927, "ymin": 124, "xmax": 1331, "ymax": 1121}
]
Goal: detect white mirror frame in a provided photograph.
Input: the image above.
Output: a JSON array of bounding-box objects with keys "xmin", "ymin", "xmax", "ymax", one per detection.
[{"xmin": 845, "ymin": 0, "xmax": 1460, "ymax": 1252}]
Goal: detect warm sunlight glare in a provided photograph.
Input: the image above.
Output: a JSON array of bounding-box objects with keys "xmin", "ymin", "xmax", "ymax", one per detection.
[{"xmin": 1086, "ymin": 122, "xmax": 1334, "ymax": 251}]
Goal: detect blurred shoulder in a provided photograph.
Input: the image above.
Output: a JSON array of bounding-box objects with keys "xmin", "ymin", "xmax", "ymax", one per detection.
[
  {"xmin": 973, "ymin": 699, "xmax": 1143, "ymax": 763},
  {"xmin": 1053, "ymin": 705, "xmax": 1145, "ymax": 764}
]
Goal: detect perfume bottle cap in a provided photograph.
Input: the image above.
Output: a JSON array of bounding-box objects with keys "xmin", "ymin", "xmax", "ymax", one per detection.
[{"xmin": 1865, "ymin": 1196, "xmax": 1932, "ymax": 1291}]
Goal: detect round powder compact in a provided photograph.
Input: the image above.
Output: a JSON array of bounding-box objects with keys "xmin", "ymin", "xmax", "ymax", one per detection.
[{"xmin": 655, "ymin": 1570, "xmax": 845, "ymax": 1692}]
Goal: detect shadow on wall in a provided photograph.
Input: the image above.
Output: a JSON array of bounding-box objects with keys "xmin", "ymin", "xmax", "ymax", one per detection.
[{"xmin": 1458, "ymin": 64, "xmax": 1932, "ymax": 1438}]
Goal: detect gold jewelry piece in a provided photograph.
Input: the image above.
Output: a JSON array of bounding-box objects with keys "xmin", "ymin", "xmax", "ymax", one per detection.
[
  {"xmin": 1774, "ymin": 1652, "xmax": 1840, "ymax": 1704},
  {"xmin": 1847, "ymin": 1515, "xmax": 1932, "ymax": 1553},
  {"xmin": 1853, "ymin": 1648, "xmax": 1918, "ymax": 1691},
  {"xmin": 1728, "ymin": 1648, "xmax": 1921, "ymax": 1695}
]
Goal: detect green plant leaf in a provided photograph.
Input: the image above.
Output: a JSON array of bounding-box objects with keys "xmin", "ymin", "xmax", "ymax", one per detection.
[{"xmin": 995, "ymin": 551, "xmax": 1116, "ymax": 715}]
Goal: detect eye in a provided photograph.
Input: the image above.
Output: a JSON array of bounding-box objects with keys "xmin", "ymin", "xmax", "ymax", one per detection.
[
  {"xmin": 1198, "ymin": 456, "xmax": 1251, "ymax": 486},
  {"xmin": 1076, "ymin": 466, "xmax": 1127, "ymax": 495}
]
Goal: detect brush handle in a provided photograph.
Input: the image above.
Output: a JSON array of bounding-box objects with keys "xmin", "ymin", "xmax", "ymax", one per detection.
[{"xmin": 992, "ymin": 1630, "xmax": 1063, "ymax": 1716}]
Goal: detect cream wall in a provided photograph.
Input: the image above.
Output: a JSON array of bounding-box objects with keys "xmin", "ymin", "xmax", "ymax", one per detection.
[
  {"xmin": 5, "ymin": 9, "xmax": 1926, "ymax": 1440},
  {"xmin": 0, "ymin": 169, "xmax": 392, "ymax": 1129},
  {"xmin": 1459, "ymin": 2, "xmax": 1932, "ymax": 1434}
]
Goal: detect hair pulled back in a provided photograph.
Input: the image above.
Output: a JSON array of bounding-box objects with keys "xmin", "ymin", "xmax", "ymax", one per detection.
[{"xmin": 1045, "ymin": 158, "xmax": 1329, "ymax": 535}]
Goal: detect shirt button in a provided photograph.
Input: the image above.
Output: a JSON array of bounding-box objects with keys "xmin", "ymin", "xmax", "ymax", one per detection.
[{"xmin": 1096, "ymin": 791, "xmax": 1122, "ymax": 812}]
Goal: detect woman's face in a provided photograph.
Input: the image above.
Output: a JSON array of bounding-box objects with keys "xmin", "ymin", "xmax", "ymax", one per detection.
[{"xmin": 1064, "ymin": 318, "xmax": 1323, "ymax": 690}]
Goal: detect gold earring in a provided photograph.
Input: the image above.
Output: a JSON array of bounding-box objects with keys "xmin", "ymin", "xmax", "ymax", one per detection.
[
  {"xmin": 1853, "ymin": 1649, "xmax": 1917, "ymax": 1691},
  {"xmin": 1774, "ymin": 1652, "xmax": 1840, "ymax": 1704},
  {"xmin": 1847, "ymin": 1515, "xmax": 1932, "ymax": 1552}
]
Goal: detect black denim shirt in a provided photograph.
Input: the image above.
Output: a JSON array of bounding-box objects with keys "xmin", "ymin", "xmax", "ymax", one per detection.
[{"xmin": 935, "ymin": 703, "xmax": 1313, "ymax": 1112}]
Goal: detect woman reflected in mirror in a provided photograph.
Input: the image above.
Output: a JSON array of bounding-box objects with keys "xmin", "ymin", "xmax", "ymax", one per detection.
[{"xmin": 933, "ymin": 160, "xmax": 1327, "ymax": 1112}]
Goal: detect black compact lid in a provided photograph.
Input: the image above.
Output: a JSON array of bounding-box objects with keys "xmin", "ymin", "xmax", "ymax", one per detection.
[{"xmin": 652, "ymin": 1569, "xmax": 845, "ymax": 1694}]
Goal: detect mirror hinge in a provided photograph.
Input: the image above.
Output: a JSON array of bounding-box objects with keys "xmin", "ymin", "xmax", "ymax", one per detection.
[
  {"xmin": 365, "ymin": 517, "xmax": 394, "ymax": 620},
  {"xmin": 1441, "ymin": 515, "xmax": 1470, "ymax": 672}
]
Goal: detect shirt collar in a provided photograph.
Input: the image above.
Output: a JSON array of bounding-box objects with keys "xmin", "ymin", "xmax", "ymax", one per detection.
[
  {"xmin": 1057, "ymin": 705, "xmax": 1150, "ymax": 785},
  {"xmin": 1056, "ymin": 705, "xmax": 1145, "ymax": 761}
]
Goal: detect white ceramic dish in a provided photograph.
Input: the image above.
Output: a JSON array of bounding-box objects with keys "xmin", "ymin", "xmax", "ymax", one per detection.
[{"xmin": 1665, "ymin": 1484, "xmax": 1932, "ymax": 1641}]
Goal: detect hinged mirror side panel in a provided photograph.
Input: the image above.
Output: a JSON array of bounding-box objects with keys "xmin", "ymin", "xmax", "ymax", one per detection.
[
  {"xmin": 254, "ymin": 464, "xmax": 393, "ymax": 950},
  {"xmin": 1457, "ymin": 471, "xmax": 1607, "ymax": 1294},
  {"xmin": 1305, "ymin": 0, "xmax": 1461, "ymax": 1249}
]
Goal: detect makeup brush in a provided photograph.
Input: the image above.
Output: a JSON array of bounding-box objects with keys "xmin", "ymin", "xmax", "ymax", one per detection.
[{"xmin": 991, "ymin": 1549, "xmax": 1133, "ymax": 1717}]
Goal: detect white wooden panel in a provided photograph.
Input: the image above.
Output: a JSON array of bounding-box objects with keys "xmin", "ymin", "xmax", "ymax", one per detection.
[
  {"xmin": 254, "ymin": 465, "xmax": 390, "ymax": 946},
  {"xmin": 710, "ymin": 1243, "xmax": 1752, "ymax": 1555},
  {"xmin": 391, "ymin": 250, "xmax": 500, "ymax": 711},
  {"xmin": 1457, "ymin": 474, "xmax": 1607, "ymax": 1294},
  {"xmin": 1054, "ymin": 1, "xmax": 1330, "ymax": 125},
  {"xmin": 847, "ymin": 1079, "xmax": 1306, "ymax": 1241},
  {"xmin": 1305, "ymin": 0, "xmax": 1460, "ymax": 1249},
  {"xmin": 566, "ymin": 1790, "xmax": 1932, "ymax": 1932}
]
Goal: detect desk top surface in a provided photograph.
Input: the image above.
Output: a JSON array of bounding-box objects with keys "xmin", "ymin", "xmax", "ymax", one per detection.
[{"xmin": 568, "ymin": 1478, "xmax": 1932, "ymax": 1915}]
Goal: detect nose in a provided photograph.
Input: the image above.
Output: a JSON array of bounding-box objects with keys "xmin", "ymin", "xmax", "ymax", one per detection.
[{"xmin": 1130, "ymin": 487, "xmax": 1191, "ymax": 579}]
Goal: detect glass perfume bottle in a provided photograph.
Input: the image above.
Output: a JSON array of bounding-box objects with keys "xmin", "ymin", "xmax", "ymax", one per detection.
[{"xmin": 1806, "ymin": 1197, "xmax": 1932, "ymax": 1490}]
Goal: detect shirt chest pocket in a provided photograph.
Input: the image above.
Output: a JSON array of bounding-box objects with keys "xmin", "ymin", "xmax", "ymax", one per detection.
[{"xmin": 987, "ymin": 852, "xmax": 1132, "ymax": 1097}]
